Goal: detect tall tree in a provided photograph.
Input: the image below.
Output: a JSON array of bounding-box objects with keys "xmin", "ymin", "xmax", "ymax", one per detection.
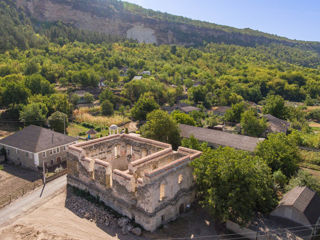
[
  {"xmin": 48, "ymin": 111, "xmax": 68, "ymax": 133},
  {"xmin": 191, "ymin": 147, "xmax": 277, "ymax": 226},
  {"xmin": 240, "ymin": 110, "xmax": 267, "ymax": 137},
  {"xmin": 20, "ymin": 102, "xmax": 48, "ymax": 126},
  {"xmin": 141, "ymin": 110, "xmax": 181, "ymax": 149},
  {"xmin": 131, "ymin": 92, "xmax": 159, "ymax": 121},
  {"xmin": 256, "ymin": 133, "xmax": 300, "ymax": 177},
  {"xmin": 263, "ymin": 95, "xmax": 288, "ymax": 120}
]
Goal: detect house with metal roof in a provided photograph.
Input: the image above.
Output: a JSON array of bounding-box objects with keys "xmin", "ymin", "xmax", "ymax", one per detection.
[
  {"xmin": 271, "ymin": 186, "xmax": 320, "ymax": 229},
  {"xmin": 0, "ymin": 125, "xmax": 77, "ymax": 171},
  {"xmin": 264, "ymin": 114, "xmax": 291, "ymax": 134},
  {"xmin": 179, "ymin": 124, "xmax": 264, "ymax": 152}
]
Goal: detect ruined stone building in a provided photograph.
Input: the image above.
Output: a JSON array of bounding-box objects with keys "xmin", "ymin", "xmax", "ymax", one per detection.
[{"xmin": 67, "ymin": 134, "xmax": 201, "ymax": 231}]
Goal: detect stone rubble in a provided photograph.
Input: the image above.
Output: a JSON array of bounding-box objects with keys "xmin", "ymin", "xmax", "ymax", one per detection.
[{"xmin": 65, "ymin": 194, "xmax": 142, "ymax": 236}]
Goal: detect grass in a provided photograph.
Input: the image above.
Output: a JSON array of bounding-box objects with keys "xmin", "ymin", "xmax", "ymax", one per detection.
[
  {"xmin": 67, "ymin": 123, "xmax": 89, "ymax": 137},
  {"xmin": 73, "ymin": 108, "xmax": 129, "ymax": 128},
  {"xmin": 0, "ymin": 165, "xmax": 3, "ymax": 170},
  {"xmin": 300, "ymin": 150, "xmax": 320, "ymax": 166},
  {"xmin": 306, "ymin": 106, "xmax": 320, "ymax": 112}
]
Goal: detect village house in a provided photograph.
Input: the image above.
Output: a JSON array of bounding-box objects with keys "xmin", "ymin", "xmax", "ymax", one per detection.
[
  {"xmin": 0, "ymin": 125, "xmax": 77, "ymax": 171},
  {"xmin": 140, "ymin": 70, "xmax": 151, "ymax": 76},
  {"xmin": 211, "ymin": 106, "xmax": 231, "ymax": 116},
  {"xmin": 179, "ymin": 124, "xmax": 264, "ymax": 152},
  {"xmin": 264, "ymin": 114, "xmax": 291, "ymax": 134},
  {"xmin": 67, "ymin": 134, "xmax": 201, "ymax": 231},
  {"xmin": 271, "ymin": 186, "xmax": 320, "ymax": 230},
  {"xmin": 133, "ymin": 76, "xmax": 142, "ymax": 80}
]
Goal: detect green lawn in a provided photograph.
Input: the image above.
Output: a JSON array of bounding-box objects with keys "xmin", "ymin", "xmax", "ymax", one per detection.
[
  {"xmin": 0, "ymin": 165, "xmax": 3, "ymax": 170},
  {"xmin": 67, "ymin": 123, "xmax": 89, "ymax": 137}
]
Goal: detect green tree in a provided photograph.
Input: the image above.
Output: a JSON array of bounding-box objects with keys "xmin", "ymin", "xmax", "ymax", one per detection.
[
  {"xmin": 99, "ymin": 88, "xmax": 115, "ymax": 104},
  {"xmin": 84, "ymin": 92, "xmax": 94, "ymax": 104},
  {"xmin": 70, "ymin": 94, "xmax": 80, "ymax": 105},
  {"xmin": 131, "ymin": 92, "xmax": 160, "ymax": 121},
  {"xmin": 286, "ymin": 170, "xmax": 320, "ymax": 194},
  {"xmin": 171, "ymin": 110, "xmax": 196, "ymax": 126},
  {"xmin": 256, "ymin": 133, "xmax": 300, "ymax": 177},
  {"xmin": 181, "ymin": 135, "xmax": 207, "ymax": 151},
  {"xmin": 141, "ymin": 110, "xmax": 181, "ymax": 149},
  {"xmin": 49, "ymin": 93, "xmax": 72, "ymax": 115},
  {"xmin": 20, "ymin": 102, "xmax": 48, "ymax": 126},
  {"xmin": 2, "ymin": 82, "xmax": 30, "ymax": 108},
  {"xmin": 48, "ymin": 111, "xmax": 68, "ymax": 133},
  {"xmin": 191, "ymin": 147, "xmax": 277, "ymax": 225},
  {"xmin": 263, "ymin": 95, "xmax": 288, "ymax": 120},
  {"xmin": 25, "ymin": 74, "xmax": 54, "ymax": 95},
  {"xmin": 240, "ymin": 110, "xmax": 267, "ymax": 137},
  {"xmin": 224, "ymin": 102, "xmax": 246, "ymax": 123},
  {"xmin": 24, "ymin": 60, "xmax": 40, "ymax": 75},
  {"xmin": 101, "ymin": 100, "xmax": 114, "ymax": 116}
]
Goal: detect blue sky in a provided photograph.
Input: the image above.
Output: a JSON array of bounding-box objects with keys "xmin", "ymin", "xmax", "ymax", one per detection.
[{"xmin": 123, "ymin": 0, "xmax": 320, "ymax": 42}]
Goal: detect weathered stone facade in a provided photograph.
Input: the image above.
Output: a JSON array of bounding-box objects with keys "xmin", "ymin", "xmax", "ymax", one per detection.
[{"xmin": 67, "ymin": 134, "xmax": 201, "ymax": 231}]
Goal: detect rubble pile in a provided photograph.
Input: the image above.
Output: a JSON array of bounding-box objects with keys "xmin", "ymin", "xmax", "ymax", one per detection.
[{"xmin": 65, "ymin": 194, "xmax": 142, "ymax": 236}]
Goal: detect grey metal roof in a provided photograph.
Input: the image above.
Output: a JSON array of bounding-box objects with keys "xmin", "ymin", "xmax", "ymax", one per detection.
[
  {"xmin": 264, "ymin": 114, "xmax": 290, "ymax": 133},
  {"xmin": 179, "ymin": 106, "xmax": 201, "ymax": 113},
  {"xmin": 279, "ymin": 186, "xmax": 320, "ymax": 225},
  {"xmin": 179, "ymin": 124, "xmax": 264, "ymax": 152},
  {"xmin": 0, "ymin": 125, "xmax": 77, "ymax": 153}
]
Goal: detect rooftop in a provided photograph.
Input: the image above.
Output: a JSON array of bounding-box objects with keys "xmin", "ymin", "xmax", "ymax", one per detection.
[
  {"xmin": 279, "ymin": 186, "xmax": 320, "ymax": 225},
  {"xmin": 179, "ymin": 124, "xmax": 264, "ymax": 152},
  {"xmin": 0, "ymin": 125, "xmax": 77, "ymax": 153}
]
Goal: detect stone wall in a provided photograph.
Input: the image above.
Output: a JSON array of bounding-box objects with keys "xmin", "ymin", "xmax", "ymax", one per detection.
[{"xmin": 67, "ymin": 134, "xmax": 201, "ymax": 231}]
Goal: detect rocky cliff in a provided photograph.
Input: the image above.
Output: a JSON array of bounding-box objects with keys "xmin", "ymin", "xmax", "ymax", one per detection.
[{"xmin": 15, "ymin": 0, "xmax": 320, "ymax": 51}]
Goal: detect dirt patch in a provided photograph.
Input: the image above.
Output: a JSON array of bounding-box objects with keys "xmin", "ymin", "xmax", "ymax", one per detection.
[
  {"xmin": 0, "ymin": 188, "xmax": 218, "ymax": 240},
  {"xmin": 0, "ymin": 124, "xmax": 20, "ymax": 139},
  {"xmin": 0, "ymin": 164, "xmax": 42, "ymax": 208}
]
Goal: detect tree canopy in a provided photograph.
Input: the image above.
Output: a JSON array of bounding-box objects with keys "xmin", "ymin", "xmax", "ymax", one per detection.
[
  {"xmin": 141, "ymin": 110, "xmax": 181, "ymax": 149},
  {"xmin": 191, "ymin": 147, "xmax": 277, "ymax": 225}
]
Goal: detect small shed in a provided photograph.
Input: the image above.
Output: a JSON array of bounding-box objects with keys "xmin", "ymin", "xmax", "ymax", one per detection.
[
  {"xmin": 271, "ymin": 186, "xmax": 320, "ymax": 229},
  {"xmin": 212, "ymin": 106, "xmax": 231, "ymax": 116},
  {"xmin": 179, "ymin": 106, "xmax": 201, "ymax": 114},
  {"xmin": 86, "ymin": 129, "xmax": 97, "ymax": 139},
  {"xmin": 133, "ymin": 76, "xmax": 142, "ymax": 80},
  {"xmin": 264, "ymin": 114, "xmax": 290, "ymax": 134}
]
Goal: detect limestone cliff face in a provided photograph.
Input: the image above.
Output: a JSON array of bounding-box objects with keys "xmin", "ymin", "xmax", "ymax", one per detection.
[{"xmin": 14, "ymin": 0, "xmax": 318, "ymax": 48}]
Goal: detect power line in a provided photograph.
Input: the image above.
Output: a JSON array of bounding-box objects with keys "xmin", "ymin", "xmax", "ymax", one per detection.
[{"xmin": 154, "ymin": 224, "xmax": 319, "ymax": 240}]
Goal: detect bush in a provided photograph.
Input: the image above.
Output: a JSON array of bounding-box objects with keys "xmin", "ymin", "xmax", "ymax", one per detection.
[
  {"xmin": 101, "ymin": 100, "xmax": 114, "ymax": 116},
  {"xmin": 81, "ymin": 122, "xmax": 95, "ymax": 129},
  {"xmin": 273, "ymin": 170, "xmax": 287, "ymax": 188}
]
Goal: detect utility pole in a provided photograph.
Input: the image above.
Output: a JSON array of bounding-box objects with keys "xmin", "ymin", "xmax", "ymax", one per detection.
[{"xmin": 64, "ymin": 115, "xmax": 66, "ymax": 135}]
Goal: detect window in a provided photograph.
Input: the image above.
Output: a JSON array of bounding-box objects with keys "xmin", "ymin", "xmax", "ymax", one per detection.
[
  {"xmin": 49, "ymin": 150, "xmax": 53, "ymax": 155},
  {"xmin": 26, "ymin": 152, "xmax": 28, "ymax": 157},
  {"xmin": 7, "ymin": 149, "xmax": 10, "ymax": 156},
  {"xmin": 160, "ymin": 184, "xmax": 166, "ymax": 201},
  {"xmin": 53, "ymin": 149, "xmax": 56, "ymax": 154},
  {"xmin": 63, "ymin": 146, "xmax": 66, "ymax": 151},
  {"xmin": 57, "ymin": 148, "xmax": 60, "ymax": 153},
  {"xmin": 51, "ymin": 160, "xmax": 54, "ymax": 165},
  {"xmin": 42, "ymin": 152, "xmax": 46, "ymax": 157},
  {"xmin": 178, "ymin": 174, "xmax": 183, "ymax": 184}
]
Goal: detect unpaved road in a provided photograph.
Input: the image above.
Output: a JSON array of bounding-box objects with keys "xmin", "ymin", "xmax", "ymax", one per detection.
[{"xmin": 0, "ymin": 175, "xmax": 66, "ymax": 227}]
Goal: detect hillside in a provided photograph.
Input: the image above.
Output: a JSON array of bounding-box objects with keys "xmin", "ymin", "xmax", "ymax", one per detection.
[{"xmin": 13, "ymin": 0, "xmax": 320, "ymax": 52}]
